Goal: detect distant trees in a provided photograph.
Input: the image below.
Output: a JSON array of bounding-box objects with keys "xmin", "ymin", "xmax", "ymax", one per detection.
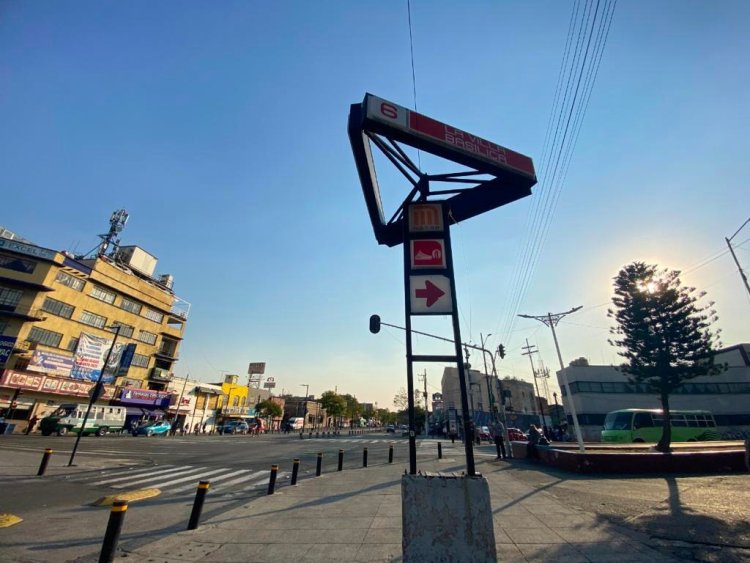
[
  {"xmin": 320, "ymin": 390, "xmax": 347, "ymax": 425},
  {"xmin": 256, "ymin": 399, "xmax": 282, "ymax": 419},
  {"xmin": 608, "ymin": 262, "xmax": 725, "ymax": 452}
]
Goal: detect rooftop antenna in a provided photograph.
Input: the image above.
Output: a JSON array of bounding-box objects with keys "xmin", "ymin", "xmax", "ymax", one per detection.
[{"xmin": 96, "ymin": 209, "xmax": 129, "ymax": 258}]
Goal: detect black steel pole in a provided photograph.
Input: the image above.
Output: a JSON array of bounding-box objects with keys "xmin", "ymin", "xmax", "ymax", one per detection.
[
  {"xmin": 363, "ymin": 447, "xmax": 368, "ymax": 468},
  {"xmin": 99, "ymin": 499, "xmax": 128, "ymax": 563},
  {"xmin": 187, "ymin": 480, "xmax": 210, "ymax": 529},
  {"xmin": 442, "ymin": 208, "xmax": 475, "ymax": 476},
  {"xmin": 338, "ymin": 449, "xmax": 344, "ymax": 471},
  {"xmin": 291, "ymin": 458, "xmax": 300, "ymax": 485},
  {"xmin": 388, "ymin": 444, "xmax": 394, "ymax": 463},
  {"xmin": 69, "ymin": 326, "xmax": 121, "ymax": 466},
  {"xmin": 267, "ymin": 464, "xmax": 278, "ymax": 495},
  {"xmin": 403, "ymin": 218, "xmax": 417, "ymax": 475},
  {"xmin": 37, "ymin": 448, "xmax": 53, "ymax": 476},
  {"xmin": 316, "ymin": 452, "xmax": 322, "ymax": 476}
]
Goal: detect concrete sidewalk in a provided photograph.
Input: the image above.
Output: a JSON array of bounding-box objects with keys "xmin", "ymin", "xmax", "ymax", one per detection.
[{"xmin": 113, "ymin": 456, "xmax": 678, "ymax": 563}]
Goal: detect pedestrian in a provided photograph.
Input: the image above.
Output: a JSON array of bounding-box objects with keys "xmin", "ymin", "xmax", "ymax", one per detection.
[
  {"xmin": 527, "ymin": 424, "xmax": 543, "ymax": 458},
  {"xmin": 202, "ymin": 422, "xmax": 208, "ymax": 434},
  {"xmin": 26, "ymin": 415, "xmax": 38, "ymax": 435},
  {"xmin": 194, "ymin": 422, "xmax": 200, "ymax": 434},
  {"xmin": 493, "ymin": 421, "xmax": 507, "ymax": 459}
]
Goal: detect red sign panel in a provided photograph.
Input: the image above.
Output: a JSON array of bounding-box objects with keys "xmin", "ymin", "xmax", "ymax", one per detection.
[
  {"xmin": 365, "ymin": 94, "xmax": 535, "ymax": 179},
  {"xmin": 411, "ymin": 240, "xmax": 446, "ymax": 269}
]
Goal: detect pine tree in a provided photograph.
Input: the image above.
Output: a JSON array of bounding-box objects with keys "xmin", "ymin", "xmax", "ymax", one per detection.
[{"xmin": 608, "ymin": 262, "xmax": 725, "ymax": 452}]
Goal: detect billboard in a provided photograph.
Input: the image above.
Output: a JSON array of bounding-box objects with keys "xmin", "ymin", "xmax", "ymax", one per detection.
[
  {"xmin": 28, "ymin": 350, "xmax": 74, "ymax": 377},
  {"xmin": 248, "ymin": 362, "xmax": 266, "ymax": 375},
  {"xmin": 70, "ymin": 333, "xmax": 123, "ymax": 384}
]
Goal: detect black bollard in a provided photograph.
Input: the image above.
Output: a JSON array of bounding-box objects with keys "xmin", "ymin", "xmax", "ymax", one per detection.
[
  {"xmin": 338, "ymin": 449, "xmax": 344, "ymax": 471},
  {"xmin": 268, "ymin": 464, "xmax": 278, "ymax": 495},
  {"xmin": 363, "ymin": 447, "xmax": 368, "ymax": 468},
  {"xmin": 291, "ymin": 458, "xmax": 300, "ymax": 485},
  {"xmin": 300, "ymin": 431, "xmax": 303, "ymax": 439},
  {"xmin": 99, "ymin": 499, "xmax": 128, "ymax": 563},
  {"xmin": 187, "ymin": 480, "xmax": 210, "ymax": 530},
  {"xmin": 37, "ymin": 448, "xmax": 53, "ymax": 476},
  {"xmin": 316, "ymin": 452, "xmax": 322, "ymax": 476},
  {"xmin": 438, "ymin": 442, "xmax": 443, "ymax": 459},
  {"xmin": 388, "ymin": 444, "xmax": 394, "ymax": 464}
]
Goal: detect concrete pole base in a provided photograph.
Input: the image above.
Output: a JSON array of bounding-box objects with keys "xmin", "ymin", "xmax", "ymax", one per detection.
[{"xmin": 402, "ymin": 472, "xmax": 496, "ymax": 562}]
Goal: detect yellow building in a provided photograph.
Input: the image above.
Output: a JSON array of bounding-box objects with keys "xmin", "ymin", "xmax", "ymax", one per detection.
[
  {"xmin": 0, "ymin": 228, "xmax": 189, "ymax": 432},
  {"xmin": 215, "ymin": 374, "xmax": 250, "ymax": 421}
]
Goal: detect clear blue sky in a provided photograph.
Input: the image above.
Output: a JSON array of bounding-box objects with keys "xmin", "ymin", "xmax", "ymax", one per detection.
[{"xmin": 2, "ymin": 1, "xmax": 748, "ymax": 409}]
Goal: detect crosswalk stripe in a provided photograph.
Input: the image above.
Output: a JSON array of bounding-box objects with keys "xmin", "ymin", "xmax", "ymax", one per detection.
[
  {"xmin": 195, "ymin": 470, "xmax": 269, "ymax": 492},
  {"xmin": 70, "ymin": 464, "xmax": 154, "ymax": 481},
  {"xmin": 169, "ymin": 469, "xmax": 257, "ymax": 494},
  {"xmin": 92, "ymin": 465, "xmax": 186, "ymax": 486},
  {"xmin": 111, "ymin": 467, "xmax": 225, "ymax": 489},
  {"xmin": 235, "ymin": 471, "xmax": 287, "ymax": 492}
]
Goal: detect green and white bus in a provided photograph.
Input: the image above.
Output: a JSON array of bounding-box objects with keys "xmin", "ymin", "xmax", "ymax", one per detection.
[
  {"xmin": 601, "ymin": 409, "xmax": 721, "ymax": 443},
  {"xmin": 39, "ymin": 403, "xmax": 126, "ymax": 437}
]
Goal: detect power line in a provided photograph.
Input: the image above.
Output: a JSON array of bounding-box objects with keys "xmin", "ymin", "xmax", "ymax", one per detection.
[{"xmin": 406, "ymin": 0, "xmax": 421, "ymax": 170}]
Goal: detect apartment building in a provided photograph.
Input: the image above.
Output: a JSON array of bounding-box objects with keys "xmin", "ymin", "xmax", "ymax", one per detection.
[{"xmin": 0, "ymin": 231, "xmax": 189, "ymax": 432}]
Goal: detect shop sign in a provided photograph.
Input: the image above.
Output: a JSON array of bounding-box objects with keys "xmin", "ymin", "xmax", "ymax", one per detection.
[
  {"xmin": 118, "ymin": 388, "xmax": 173, "ymax": 408},
  {"xmin": 0, "ymin": 335, "xmax": 17, "ymax": 365},
  {"xmin": 0, "ymin": 238, "xmax": 57, "ymax": 261},
  {"xmin": 0, "ymin": 370, "xmax": 114, "ymax": 400}
]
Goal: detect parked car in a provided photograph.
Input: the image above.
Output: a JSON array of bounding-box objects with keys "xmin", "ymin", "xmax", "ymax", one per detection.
[
  {"xmin": 386, "ymin": 424, "xmax": 396, "ymax": 434},
  {"xmin": 220, "ymin": 420, "xmax": 249, "ymax": 434},
  {"xmin": 506, "ymin": 427, "xmax": 528, "ymax": 441},
  {"xmin": 132, "ymin": 420, "xmax": 171, "ymax": 437},
  {"xmin": 478, "ymin": 426, "xmax": 492, "ymax": 441}
]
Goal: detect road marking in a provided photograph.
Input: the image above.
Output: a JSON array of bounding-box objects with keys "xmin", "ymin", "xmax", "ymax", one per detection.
[
  {"xmin": 113, "ymin": 467, "xmax": 229, "ymax": 490},
  {"xmin": 169, "ymin": 469, "xmax": 257, "ymax": 493},
  {"xmin": 0, "ymin": 513, "xmax": 23, "ymax": 528},
  {"xmin": 92, "ymin": 465, "xmax": 187, "ymax": 486},
  {"xmin": 235, "ymin": 471, "xmax": 288, "ymax": 492},
  {"xmin": 93, "ymin": 488, "xmax": 161, "ymax": 506}
]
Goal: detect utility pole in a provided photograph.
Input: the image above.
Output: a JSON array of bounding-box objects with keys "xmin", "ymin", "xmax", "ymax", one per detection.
[
  {"xmin": 462, "ymin": 345, "xmax": 475, "ymax": 421},
  {"xmin": 726, "ymin": 218, "xmax": 750, "ymax": 301},
  {"xmin": 418, "ymin": 370, "xmax": 429, "ymax": 437},
  {"xmin": 521, "ymin": 339, "xmax": 546, "ymax": 430},
  {"xmin": 480, "ymin": 333, "xmax": 496, "ymax": 421},
  {"xmin": 518, "ymin": 307, "xmax": 585, "ymax": 451}
]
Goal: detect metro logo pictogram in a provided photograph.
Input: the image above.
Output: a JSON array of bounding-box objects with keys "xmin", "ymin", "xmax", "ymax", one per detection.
[{"xmin": 408, "ymin": 204, "xmax": 444, "ymax": 233}]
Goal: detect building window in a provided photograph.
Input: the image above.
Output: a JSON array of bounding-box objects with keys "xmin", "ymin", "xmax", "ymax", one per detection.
[
  {"xmin": 41, "ymin": 297, "xmax": 75, "ymax": 319},
  {"xmin": 80, "ymin": 310, "xmax": 107, "ymax": 329},
  {"xmin": 143, "ymin": 308, "xmax": 164, "ymax": 324},
  {"xmin": 0, "ymin": 253, "xmax": 36, "ymax": 274},
  {"xmin": 137, "ymin": 330, "xmax": 158, "ymax": 345},
  {"xmin": 0, "ymin": 320, "xmax": 8, "ymax": 335},
  {"xmin": 130, "ymin": 353, "xmax": 150, "ymax": 368},
  {"xmin": 91, "ymin": 285, "xmax": 116, "ymax": 304},
  {"xmin": 67, "ymin": 337, "xmax": 80, "ymax": 352},
  {"xmin": 233, "ymin": 396, "xmax": 239, "ymax": 407},
  {"xmin": 56, "ymin": 271, "xmax": 85, "ymax": 291},
  {"xmin": 27, "ymin": 326, "xmax": 63, "ymax": 347},
  {"xmin": 118, "ymin": 297, "xmax": 142, "ymax": 315},
  {"xmin": 0, "ymin": 286, "xmax": 23, "ymax": 312},
  {"xmin": 108, "ymin": 322, "xmax": 134, "ymax": 339}
]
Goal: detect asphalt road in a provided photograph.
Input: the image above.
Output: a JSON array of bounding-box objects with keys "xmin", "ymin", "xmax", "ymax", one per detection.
[
  {"xmin": 0, "ymin": 431, "xmax": 426, "ymax": 563},
  {"xmin": 1, "ymin": 434, "xmax": 748, "ymax": 562}
]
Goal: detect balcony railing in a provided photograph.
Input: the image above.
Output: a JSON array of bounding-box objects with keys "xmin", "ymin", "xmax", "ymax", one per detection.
[{"xmin": 0, "ymin": 305, "xmax": 46, "ymax": 321}]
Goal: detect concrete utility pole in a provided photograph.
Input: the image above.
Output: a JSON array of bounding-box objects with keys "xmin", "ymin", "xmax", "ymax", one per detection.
[
  {"xmin": 518, "ymin": 307, "xmax": 585, "ymax": 451},
  {"xmin": 521, "ymin": 340, "xmax": 546, "ymax": 429},
  {"xmin": 479, "ymin": 333, "xmax": 497, "ymax": 421},
  {"xmin": 726, "ymin": 218, "xmax": 750, "ymax": 301}
]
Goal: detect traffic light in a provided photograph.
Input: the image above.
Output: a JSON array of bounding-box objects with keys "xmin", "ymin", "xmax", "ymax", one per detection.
[
  {"xmin": 369, "ymin": 314, "xmax": 381, "ymax": 334},
  {"xmin": 497, "ymin": 344, "xmax": 506, "ymax": 359}
]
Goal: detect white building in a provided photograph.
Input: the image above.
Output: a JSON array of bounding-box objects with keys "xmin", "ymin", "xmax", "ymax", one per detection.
[
  {"xmin": 166, "ymin": 377, "xmax": 222, "ymax": 433},
  {"xmin": 556, "ymin": 343, "xmax": 750, "ymax": 441}
]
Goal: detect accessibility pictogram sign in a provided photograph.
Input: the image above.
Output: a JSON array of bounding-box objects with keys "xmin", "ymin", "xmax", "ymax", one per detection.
[
  {"xmin": 410, "ymin": 275, "xmax": 452, "ymax": 314},
  {"xmin": 411, "ymin": 239, "xmax": 446, "ymax": 269}
]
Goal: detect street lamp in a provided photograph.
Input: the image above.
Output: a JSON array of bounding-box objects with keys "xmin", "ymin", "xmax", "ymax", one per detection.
[
  {"xmin": 301, "ymin": 384, "xmax": 309, "ymax": 430},
  {"xmin": 68, "ymin": 325, "xmax": 122, "ymax": 466}
]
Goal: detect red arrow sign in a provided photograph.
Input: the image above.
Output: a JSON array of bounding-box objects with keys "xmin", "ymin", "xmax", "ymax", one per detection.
[{"xmin": 415, "ymin": 280, "xmax": 445, "ymax": 307}]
